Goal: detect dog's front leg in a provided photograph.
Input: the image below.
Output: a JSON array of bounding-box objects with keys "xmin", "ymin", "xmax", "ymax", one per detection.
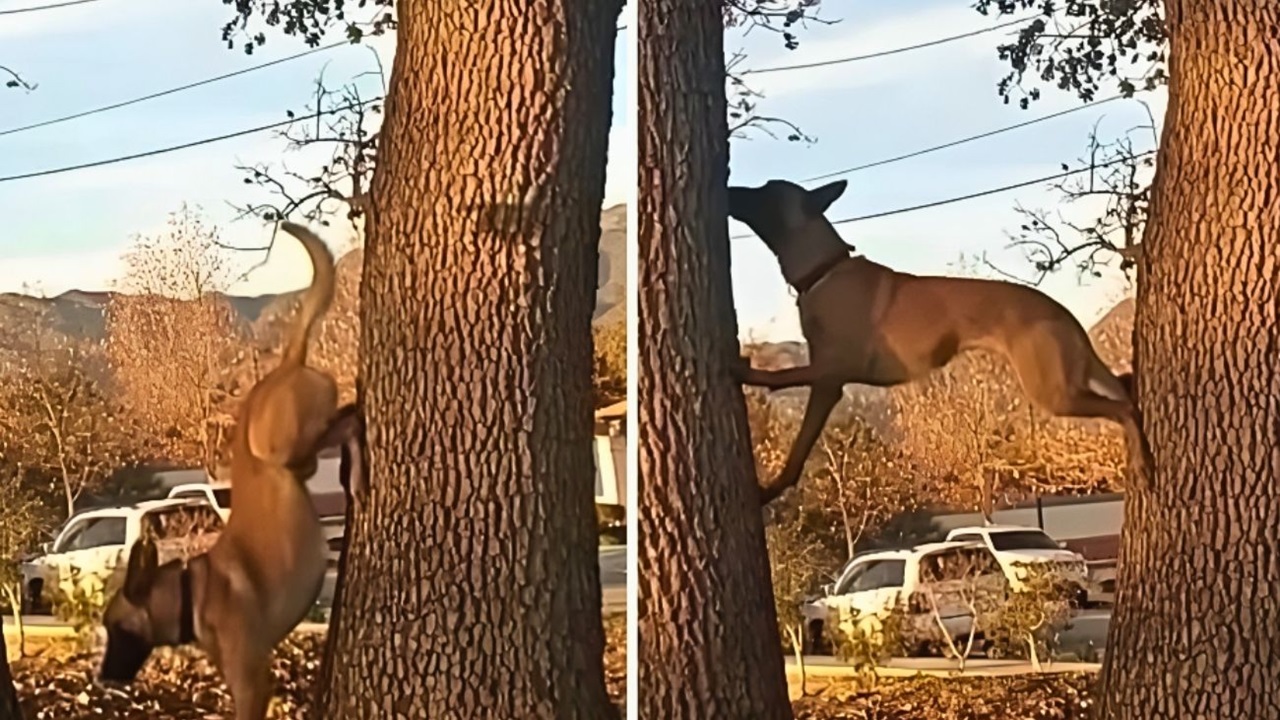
[
  {"xmin": 316, "ymin": 403, "xmax": 367, "ymax": 504},
  {"xmin": 760, "ymin": 381, "xmax": 843, "ymax": 505},
  {"xmin": 731, "ymin": 357, "xmax": 822, "ymax": 390}
]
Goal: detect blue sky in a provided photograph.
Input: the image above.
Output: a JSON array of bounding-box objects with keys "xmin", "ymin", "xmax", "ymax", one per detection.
[
  {"xmin": 0, "ymin": 0, "xmax": 633, "ymax": 296},
  {"xmin": 725, "ymin": 0, "xmax": 1163, "ymax": 341},
  {"xmin": 2, "ymin": 0, "xmax": 1158, "ymax": 341}
]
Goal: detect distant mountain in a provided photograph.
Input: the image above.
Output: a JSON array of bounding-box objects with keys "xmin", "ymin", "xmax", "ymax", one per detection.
[
  {"xmin": 1087, "ymin": 296, "xmax": 1135, "ymax": 372},
  {"xmin": 0, "ymin": 206, "xmax": 629, "ymax": 344},
  {"xmin": 595, "ymin": 204, "xmax": 626, "ymax": 327}
]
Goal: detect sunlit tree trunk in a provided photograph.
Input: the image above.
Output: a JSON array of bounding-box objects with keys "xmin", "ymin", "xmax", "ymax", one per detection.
[
  {"xmin": 637, "ymin": 0, "xmax": 794, "ymax": 715},
  {"xmin": 311, "ymin": 1, "xmax": 623, "ymax": 717},
  {"xmin": 1100, "ymin": 2, "xmax": 1280, "ymax": 717}
]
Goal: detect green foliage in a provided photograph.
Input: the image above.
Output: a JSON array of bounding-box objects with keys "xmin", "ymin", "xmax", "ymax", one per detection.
[
  {"xmin": 973, "ymin": 0, "xmax": 1166, "ymax": 108},
  {"xmin": 982, "ymin": 563, "xmax": 1077, "ymax": 666},
  {"xmin": 829, "ymin": 605, "xmax": 906, "ymax": 686},
  {"xmin": 219, "ymin": 0, "xmax": 396, "ymax": 54},
  {"xmin": 51, "ymin": 566, "xmax": 112, "ymax": 651},
  {"xmin": 592, "ymin": 320, "xmax": 627, "ymax": 409}
]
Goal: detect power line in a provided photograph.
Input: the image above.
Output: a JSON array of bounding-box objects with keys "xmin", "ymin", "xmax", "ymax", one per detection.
[
  {"xmin": 802, "ymin": 95, "xmax": 1124, "ymax": 182},
  {"xmin": 0, "ymin": 42, "xmax": 346, "ymax": 138},
  {"xmin": 830, "ymin": 150, "xmax": 1156, "ymax": 225},
  {"xmin": 741, "ymin": 17, "xmax": 1030, "ymax": 75},
  {"xmin": 0, "ymin": 98, "xmax": 380, "ymax": 184},
  {"xmin": 0, "ymin": 0, "xmax": 100, "ymax": 15}
]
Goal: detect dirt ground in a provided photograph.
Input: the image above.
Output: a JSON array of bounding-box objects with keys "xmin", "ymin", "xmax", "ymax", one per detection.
[
  {"xmin": 11, "ymin": 617, "xmax": 627, "ymax": 718},
  {"xmin": 791, "ymin": 673, "xmax": 1096, "ymax": 719}
]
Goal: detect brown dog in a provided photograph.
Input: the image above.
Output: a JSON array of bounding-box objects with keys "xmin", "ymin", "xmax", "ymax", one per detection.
[
  {"xmin": 99, "ymin": 222, "xmax": 344, "ymax": 719},
  {"xmin": 727, "ymin": 179, "xmax": 1154, "ymax": 505}
]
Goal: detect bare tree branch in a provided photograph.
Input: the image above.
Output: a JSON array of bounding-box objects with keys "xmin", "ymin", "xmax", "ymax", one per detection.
[
  {"xmin": 1, "ymin": 65, "xmax": 35, "ymax": 91},
  {"xmin": 994, "ymin": 121, "xmax": 1154, "ymax": 284}
]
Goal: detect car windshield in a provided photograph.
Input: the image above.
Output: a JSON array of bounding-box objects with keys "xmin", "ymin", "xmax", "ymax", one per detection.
[{"xmin": 988, "ymin": 530, "xmax": 1061, "ymax": 551}]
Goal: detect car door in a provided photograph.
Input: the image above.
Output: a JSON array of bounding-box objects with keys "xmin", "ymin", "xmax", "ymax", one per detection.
[
  {"xmin": 847, "ymin": 559, "xmax": 907, "ymax": 619},
  {"xmin": 50, "ymin": 515, "xmax": 129, "ymax": 589}
]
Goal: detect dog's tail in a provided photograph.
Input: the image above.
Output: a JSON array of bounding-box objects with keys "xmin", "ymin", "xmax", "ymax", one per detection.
[{"xmin": 277, "ymin": 221, "xmax": 336, "ymax": 367}]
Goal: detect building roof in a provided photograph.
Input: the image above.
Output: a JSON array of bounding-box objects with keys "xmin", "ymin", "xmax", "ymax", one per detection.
[{"xmin": 594, "ymin": 400, "xmax": 626, "ymax": 420}]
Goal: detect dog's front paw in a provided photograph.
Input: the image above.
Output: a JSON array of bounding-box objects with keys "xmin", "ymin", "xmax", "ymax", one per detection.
[{"xmin": 729, "ymin": 355, "xmax": 753, "ymax": 383}]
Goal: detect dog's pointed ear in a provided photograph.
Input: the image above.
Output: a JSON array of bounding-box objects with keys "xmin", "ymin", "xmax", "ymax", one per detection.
[
  {"xmin": 122, "ymin": 540, "xmax": 158, "ymax": 604},
  {"xmin": 804, "ymin": 180, "xmax": 848, "ymax": 216}
]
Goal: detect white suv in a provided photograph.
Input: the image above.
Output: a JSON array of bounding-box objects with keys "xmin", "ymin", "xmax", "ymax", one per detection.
[
  {"xmin": 799, "ymin": 540, "xmax": 1007, "ymax": 655},
  {"xmin": 944, "ymin": 525, "xmax": 1089, "ymax": 604},
  {"xmin": 19, "ymin": 498, "xmax": 223, "ymax": 613}
]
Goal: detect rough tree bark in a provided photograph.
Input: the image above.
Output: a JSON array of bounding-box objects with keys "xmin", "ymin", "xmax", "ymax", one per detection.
[
  {"xmin": 0, "ymin": 632, "xmax": 20, "ymax": 720},
  {"xmin": 638, "ymin": 0, "xmax": 794, "ymax": 717},
  {"xmin": 311, "ymin": 1, "xmax": 622, "ymax": 717},
  {"xmin": 1099, "ymin": 2, "xmax": 1280, "ymax": 718}
]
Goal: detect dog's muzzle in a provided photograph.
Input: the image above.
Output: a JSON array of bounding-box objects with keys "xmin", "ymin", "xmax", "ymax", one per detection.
[{"xmin": 99, "ymin": 628, "xmax": 154, "ymax": 683}]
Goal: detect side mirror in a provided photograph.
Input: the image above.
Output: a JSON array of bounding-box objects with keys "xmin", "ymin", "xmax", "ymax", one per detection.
[
  {"xmin": 821, "ymin": 583, "xmax": 834, "ymax": 597},
  {"xmin": 39, "ymin": 542, "xmax": 52, "ymax": 554},
  {"xmin": 1057, "ymin": 541, "xmax": 1068, "ymax": 549}
]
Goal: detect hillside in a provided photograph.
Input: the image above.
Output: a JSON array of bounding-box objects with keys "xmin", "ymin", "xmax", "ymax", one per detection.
[{"xmin": 0, "ymin": 206, "xmax": 629, "ymax": 344}]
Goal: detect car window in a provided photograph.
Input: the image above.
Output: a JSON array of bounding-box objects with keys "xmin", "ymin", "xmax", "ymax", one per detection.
[
  {"xmin": 63, "ymin": 517, "xmax": 127, "ymax": 551},
  {"xmin": 213, "ymin": 488, "xmax": 232, "ymax": 508},
  {"xmin": 920, "ymin": 548, "xmax": 1001, "ymax": 582},
  {"xmin": 988, "ymin": 531, "xmax": 1060, "ymax": 551},
  {"xmin": 145, "ymin": 505, "xmax": 224, "ymax": 541},
  {"xmin": 53, "ymin": 520, "xmax": 88, "ymax": 553},
  {"xmin": 833, "ymin": 563, "xmax": 868, "ymax": 596},
  {"xmin": 850, "ymin": 560, "xmax": 906, "ymax": 592},
  {"xmin": 949, "ymin": 534, "xmax": 982, "ymax": 544}
]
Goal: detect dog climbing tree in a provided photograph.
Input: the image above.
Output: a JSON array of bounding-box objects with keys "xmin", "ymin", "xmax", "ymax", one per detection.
[{"xmin": 219, "ymin": 1, "xmax": 622, "ymax": 718}]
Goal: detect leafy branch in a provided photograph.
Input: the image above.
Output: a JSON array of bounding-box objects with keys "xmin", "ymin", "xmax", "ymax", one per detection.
[{"xmin": 973, "ymin": 0, "xmax": 1166, "ymax": 109}]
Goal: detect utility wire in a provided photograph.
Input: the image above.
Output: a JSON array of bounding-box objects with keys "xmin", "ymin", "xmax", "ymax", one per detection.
[
  {"xmin": 802, "ymin": 95, "xmax": 1124, "ymax": 183},
  {"xmin": 0, "ymin": 42, "xmax": 346, "ymax": 138},
  {"xmin": 0, "ymin": 0, "xmax": 100, "ymax": 15},
  {"xmin": 742, "ymin": 16, "xmax": 1031, "ymax": 75},
  {"xmin": 830, "ymin": 150, "xmax": 1156, "ymax": 225},
  {"xmin": 730, "ymin": 150, "xmax": 1157, "ymax": 239},
  {"xmin": 0, "ymin": 98, "xmax": 380, "ymax": 184}
]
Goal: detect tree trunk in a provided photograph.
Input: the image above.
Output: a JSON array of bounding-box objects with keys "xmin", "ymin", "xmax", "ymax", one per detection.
[
  {"xmin": 637, "ymin": 0, "xmax": 794, "ymax": 716},
  {"xmin": 1099, "ymin": 2, "xmax": 1280, "ymax": 717},
  {"xmin": 0, "ymin": 632, "xmax": 20, "ymax": 720},
  {"xmin": 311, "ymin": 1, "xmax": 621, "ymax": 717}
]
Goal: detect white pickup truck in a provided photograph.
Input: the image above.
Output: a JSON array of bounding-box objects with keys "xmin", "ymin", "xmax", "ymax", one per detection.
[{"xmin": 944, "ymin": 524, "xmax": 1089, "ymax": 604}]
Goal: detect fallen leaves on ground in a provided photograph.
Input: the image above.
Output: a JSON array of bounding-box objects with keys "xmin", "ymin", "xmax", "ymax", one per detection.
[
  {"xmin": 14, "ymin": 615, "xmax": 626, "ymax": 718},
  {"xmin": 793, "ymin": 673, "xmax": 1096, "ymax": 719}
]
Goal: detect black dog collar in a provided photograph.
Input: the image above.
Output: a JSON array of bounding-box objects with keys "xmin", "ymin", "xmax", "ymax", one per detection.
[{"xmin": 793, "ymin": 249, "xmax": 852, "ymax": 294}]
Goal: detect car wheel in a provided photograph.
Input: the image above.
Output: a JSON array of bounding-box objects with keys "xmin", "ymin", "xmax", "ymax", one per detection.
[
  {"xmin": 805, "ymin": 620, "xmax": 827, "ymax": 655},
  {"xmin": 24, "ymin": 579, "xmax": 46, "ymax": 615}
]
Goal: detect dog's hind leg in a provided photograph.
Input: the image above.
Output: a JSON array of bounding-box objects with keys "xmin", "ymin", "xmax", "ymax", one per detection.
[
  {"xmin": 761, "ymin": 381, "xmax": 843, "ymax": 505},
  {"xmin": 1046, "ymin": 390, "xmax": 1155, "ymax": 488},
  {"xmin": 223, "ymin": 642, "xmax": 273, "ymax": 720}
]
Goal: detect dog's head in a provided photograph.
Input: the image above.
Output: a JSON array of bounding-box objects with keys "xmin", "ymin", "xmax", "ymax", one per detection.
[
  {"xmin": 727, "ymin": 179, "xmax": 848, "ymax": 251},
  {"xmin": 99, "ymin": 541, "xmax": 189, "ymax": 683}
]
